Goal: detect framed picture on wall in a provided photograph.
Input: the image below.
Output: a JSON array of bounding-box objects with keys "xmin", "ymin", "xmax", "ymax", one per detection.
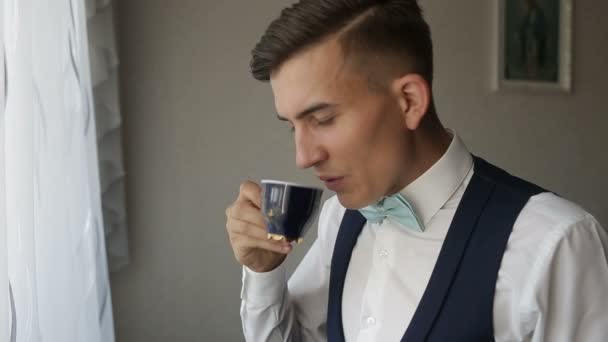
[{"xmin": 493, "ymin": 0, "xmax": 573, "ymax": 93}]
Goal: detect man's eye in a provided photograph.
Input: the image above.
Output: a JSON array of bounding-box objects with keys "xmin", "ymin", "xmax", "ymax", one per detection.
[{"xmin": 317, "ymin": 116, "xmax": 335, "ymax": 126}]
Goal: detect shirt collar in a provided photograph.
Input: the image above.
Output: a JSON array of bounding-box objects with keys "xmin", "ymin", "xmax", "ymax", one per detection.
[{"xmin": 399, "ymin": 131, "xmax": 473, "ymax": 226}]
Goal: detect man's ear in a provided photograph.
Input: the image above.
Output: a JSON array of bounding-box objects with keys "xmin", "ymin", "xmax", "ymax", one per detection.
[{"xmin": 392, "ymin": 73, "xmax": 431, "ymax": 130}]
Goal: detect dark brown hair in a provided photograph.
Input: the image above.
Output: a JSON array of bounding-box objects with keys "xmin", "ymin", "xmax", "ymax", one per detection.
[{"xmin": 250, "ymin": 0, "xmax": 433, "ymax": 86}]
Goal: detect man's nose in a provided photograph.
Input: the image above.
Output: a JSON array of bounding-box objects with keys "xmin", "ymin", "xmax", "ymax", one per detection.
[{"xmin": 294, "ymin": 128, "xmax": 326, "ymax": 169}]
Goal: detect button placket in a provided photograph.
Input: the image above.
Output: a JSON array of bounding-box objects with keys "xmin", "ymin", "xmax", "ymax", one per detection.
[
  {"xmin": 379, "ymin": 249, "xmax": 389, "ymax": 258},
  {"xmin": 360, "ymin": 223, "xmax": 389, "ymax": 336},
  {"xmin": 375, "ymin": 225, "xmax": 392, "ymax": 262}
]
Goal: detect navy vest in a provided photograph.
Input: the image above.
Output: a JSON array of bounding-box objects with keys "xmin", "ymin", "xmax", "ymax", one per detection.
[{"xmin": 326, "ymin": 156, "xmax": 545, "ymax": 342}]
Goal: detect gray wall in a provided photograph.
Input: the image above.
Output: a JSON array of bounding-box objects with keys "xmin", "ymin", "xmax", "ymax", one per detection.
[{"xmin": 111, "ymin": 1, "xmax": 608, "ymax": 341}]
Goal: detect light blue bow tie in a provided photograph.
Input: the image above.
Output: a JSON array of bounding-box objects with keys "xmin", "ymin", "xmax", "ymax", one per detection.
[{"xmin": 358, "ymin": 193, "xmax": 424, "ymax": 232}]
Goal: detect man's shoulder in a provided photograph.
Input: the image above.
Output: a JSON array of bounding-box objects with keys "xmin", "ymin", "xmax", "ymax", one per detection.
[
  {"xmin": 498, "ymin": 193, "xmax": 607, "ymax": 332},
  {"xmin": 480, "ymin": 157, "xmax": 599, "ymax": 229},
  {"xmin": 519, "ymin": 192, "xmax": 593, "ymax": 232},
  {"xmin": 474, "ymin": 157, "xmax": 546, "ymax": 195},
  {"xmin": 509, "ymin": 192, "xmax": 603, "ymax": 262},
  {"xmin": 477, "ymin": 159, "xmax": 591, "ymax": 228}
]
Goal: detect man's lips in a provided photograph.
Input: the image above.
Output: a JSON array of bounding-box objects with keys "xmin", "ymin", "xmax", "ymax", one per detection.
[
  {"xmin": 318, "ymin": 176, "xmax": 345, "ymax": 191},
  {"xmin": 318, "ymin": 176, "xmax": 342, "ymax": 182}
]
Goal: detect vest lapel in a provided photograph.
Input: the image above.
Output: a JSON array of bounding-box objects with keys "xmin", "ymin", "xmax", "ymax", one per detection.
[
  {"xmin": 327, "ymin": 209, "xmax": 366, "ymax": 342},
  {"xmin": 401, "ymin": 171, "xmax": 495, "ymax": 341}
]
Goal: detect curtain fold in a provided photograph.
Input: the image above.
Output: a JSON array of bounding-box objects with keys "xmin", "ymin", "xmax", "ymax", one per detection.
[{"xmin": 86, "ymin": 0, "xmax": 129, "ymax": 272}]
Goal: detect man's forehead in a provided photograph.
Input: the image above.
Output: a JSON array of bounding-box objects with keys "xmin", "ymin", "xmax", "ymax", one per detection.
[
  {"xmin": 271, "ymin": 40, "xmax": 346, "ymax": 88},
  {"xmin": 270, "ymin": 39, "xmax": 356, "ymax": 118}
]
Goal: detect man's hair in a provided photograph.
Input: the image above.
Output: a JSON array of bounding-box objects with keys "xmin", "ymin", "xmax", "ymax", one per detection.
[{"xmin": 250, "ymin": 0, "xmax": 433, "ymax": 86}]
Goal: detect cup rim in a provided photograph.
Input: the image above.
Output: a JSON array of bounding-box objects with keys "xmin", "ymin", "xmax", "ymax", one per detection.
[{"xmin": 261, "ymin": 179, "xmax": 323, "ymax": 191}]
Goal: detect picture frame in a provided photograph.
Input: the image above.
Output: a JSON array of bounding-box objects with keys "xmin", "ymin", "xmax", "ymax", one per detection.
[{"xmin": 493, "ymin": 0, "xmax": 573, "ymax": 93}]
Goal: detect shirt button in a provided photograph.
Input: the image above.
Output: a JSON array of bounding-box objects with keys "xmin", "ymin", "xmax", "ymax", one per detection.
[
  {"xmin": 379, "ymin": 249, "xmax": 389, "ymax": 258},
  {"xmin": 366, "ymin": 316, "xmax": 376, "ymax": 325}
]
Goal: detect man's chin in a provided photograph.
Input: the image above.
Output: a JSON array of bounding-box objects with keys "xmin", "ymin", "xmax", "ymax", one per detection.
[{"xmin": 336, "ymin": 192, "xmax": 367, "ymax": 210}]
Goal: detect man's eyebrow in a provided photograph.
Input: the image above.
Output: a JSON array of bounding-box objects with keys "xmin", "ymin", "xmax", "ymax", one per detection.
[{"xmin": 276, "ymin": 102, "xmax": 336, "ymax": 121}]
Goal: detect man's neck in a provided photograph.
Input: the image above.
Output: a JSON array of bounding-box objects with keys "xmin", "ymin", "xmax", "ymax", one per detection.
[{"xmin": 390, "ymin": 125, "xmax": 452, "ymax": 195}]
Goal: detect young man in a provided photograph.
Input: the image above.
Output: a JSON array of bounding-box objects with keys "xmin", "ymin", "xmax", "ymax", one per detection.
[{"xmin": 225, "ymin": 1, "xmax": 608, "ymax": 341}]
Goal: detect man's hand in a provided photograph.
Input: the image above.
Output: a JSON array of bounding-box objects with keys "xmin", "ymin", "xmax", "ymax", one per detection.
[{"xmin": 226, "ymin": 181, "xmax": 292, "ymax": 272}]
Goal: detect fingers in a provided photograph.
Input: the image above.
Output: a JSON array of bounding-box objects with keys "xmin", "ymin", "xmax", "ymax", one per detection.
[
  {"xmin": 227, "ymin": 218, "xmax": 269, "ymax": 240},
  {"xmin": 226, "ymin": 201, "xmax": 266, "ymax": 228},
  {"xmin": 236, "ymin": 181, "xmax": 262, "ymax": 209},
  {"xmin": 231, "ymin": 231, "xmax": 292, "ymax": 255},
  {"xmin": 226, "ymin": 211, "xmax": 291, "ymax": 253}
]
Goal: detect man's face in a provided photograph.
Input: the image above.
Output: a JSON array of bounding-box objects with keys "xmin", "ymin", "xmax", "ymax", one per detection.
[{"xmin": 270, "ymin": 38, "xmax": 413, "ymax": 209}]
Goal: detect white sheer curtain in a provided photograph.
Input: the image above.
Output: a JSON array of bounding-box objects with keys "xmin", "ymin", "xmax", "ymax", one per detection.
[
  {"xmin": 1, "ymin": 0, "xmax": 115, "ymax": 340},
  {"xmin": 1, "ymin": 1, "xmax": 8, "ymax": 339}
]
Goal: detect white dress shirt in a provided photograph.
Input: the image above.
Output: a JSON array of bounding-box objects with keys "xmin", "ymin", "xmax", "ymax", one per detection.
[{"xmin": 240, "ymin": 134, "xmax": 608, "ymax": 342}]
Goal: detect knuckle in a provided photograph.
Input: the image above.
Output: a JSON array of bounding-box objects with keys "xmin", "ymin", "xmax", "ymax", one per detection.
[
  {"xmin": 239, "ymin": 181, "xmax": 250, "ymax": 194},
  {"xmin": 226, "ymin": 220, "xmax": 240, "ymax": 233},
  {"xmin": 233, "ymin": 220, "xmax": 249, "ymax": 234},
  {"xmin": 240, "ymin": 180, "xmax": 261, "ymax": 199},
  {"xmin": 233, "ymin": 202, "xmax": 245, "ymax": 211},
  {"xmin": 226, "ymin": 204, "xmax": 235, "ymax": 217},
  {"xmin": 228, "ymin": 203, "xmax": 243, "ymax": 218}
]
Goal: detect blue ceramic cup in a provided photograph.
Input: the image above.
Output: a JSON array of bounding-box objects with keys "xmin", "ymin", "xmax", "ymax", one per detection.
[{"xmin": 261, "ymin": 180, "xmax": 323, "ymax": 243}]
